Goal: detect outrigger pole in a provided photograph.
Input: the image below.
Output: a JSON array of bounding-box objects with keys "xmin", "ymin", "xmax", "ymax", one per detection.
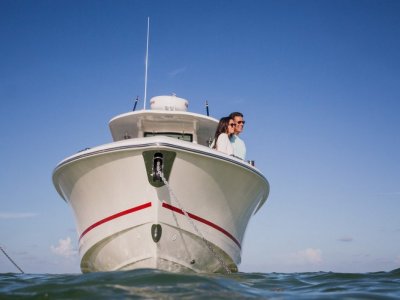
[
  {"xmin": 143, "ymin": 17, "xmax": 150, "ymax": 110},
  {"xmin": 0, "ymin": 245, "xmax": 24, "ymax": 274}
]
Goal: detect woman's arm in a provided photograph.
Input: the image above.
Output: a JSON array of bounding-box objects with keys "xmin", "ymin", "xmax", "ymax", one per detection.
[{"xmin": 216, "ymin": 133, "xmax": 233, "ymax": 155}]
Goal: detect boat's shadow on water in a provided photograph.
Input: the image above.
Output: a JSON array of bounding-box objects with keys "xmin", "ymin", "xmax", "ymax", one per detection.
[{"xmin": 1, "ymin": 268, "xmax": 399, "ymax": 299}]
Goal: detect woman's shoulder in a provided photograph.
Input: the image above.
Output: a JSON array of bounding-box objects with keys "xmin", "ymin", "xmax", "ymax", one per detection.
[{"xmin": 218, "ymin": 133, "xmax": 229, "ymax": 140}]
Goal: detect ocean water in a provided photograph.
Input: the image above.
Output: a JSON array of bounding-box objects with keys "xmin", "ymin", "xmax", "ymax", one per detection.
[{"xmin": 1, "ymin": 269, "xmax": 399, "ymax": 299}]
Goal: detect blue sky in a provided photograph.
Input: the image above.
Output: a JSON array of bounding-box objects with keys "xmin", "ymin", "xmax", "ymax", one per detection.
[{"xmin": 1, "ymin": 0, "xmax": 399, "ymax": 274}]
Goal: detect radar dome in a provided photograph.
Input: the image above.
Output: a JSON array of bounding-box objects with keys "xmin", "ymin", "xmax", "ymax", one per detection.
[{"xmin": 150, "ymin": 95, "xmax": 188, "ymax": 111}]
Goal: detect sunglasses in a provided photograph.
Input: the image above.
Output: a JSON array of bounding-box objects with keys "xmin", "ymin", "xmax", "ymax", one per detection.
[
  {"xmin": 237, "ymin": 121, "xmax": 246, "ymax": 125},
  {"xmin": 229, "ymin": 123, "xmax": 236, "ymax": 127}
]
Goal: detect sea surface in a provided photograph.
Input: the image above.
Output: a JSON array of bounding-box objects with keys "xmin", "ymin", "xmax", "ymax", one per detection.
[{"xmin": 1, "ymin": 268, "xmax": 399, "ymax": 299}]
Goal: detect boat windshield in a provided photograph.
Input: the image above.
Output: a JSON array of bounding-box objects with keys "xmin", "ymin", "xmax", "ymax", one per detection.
[{"xmin": 144, "ymin": 132, "xmax": 193, "ymax": 142}]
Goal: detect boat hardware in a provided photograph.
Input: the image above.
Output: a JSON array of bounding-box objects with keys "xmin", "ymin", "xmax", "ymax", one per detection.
[
  {"xmin": 156, "ymin": 166, "xmax": 232, "ymax": 274},
  {"xmin": 248, "ymin": 160, "xmax": 255, "ymax": 166},
  {"xmin": 152, "ymin": 152, "xmax": 163, "ymax": 182},
  {"xmin": 207, "ymin": 137, "xmax": 213, "ymax": 147},
  {"xmin": 151, "ymin": 224, "xmax": 162, "ymax": 243},
  {"xmin": 132, "ymin": 96, "xmax": 139, "ymax": 111},
  {"xmin": 166, "ymin": 201, "xmax": 194, "ymax": 266},
  {"xmin": 142, "ymin": 150, "xmax": 176, "ymax": 188}
]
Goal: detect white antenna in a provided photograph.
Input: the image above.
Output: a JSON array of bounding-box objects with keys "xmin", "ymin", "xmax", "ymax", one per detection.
[{"xmin": 143, "ymin": 17, "xmax": 150, "ymax": 110}]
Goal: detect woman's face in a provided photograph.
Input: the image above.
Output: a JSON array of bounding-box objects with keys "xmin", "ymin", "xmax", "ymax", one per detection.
[{"xmin": 227, "ymin": 119, "xmax": 236, "ymax": 135}]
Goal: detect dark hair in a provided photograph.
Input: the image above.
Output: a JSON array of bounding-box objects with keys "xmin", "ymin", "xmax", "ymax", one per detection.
[
  {"xmin": 213, "ymin": 117, "xmax": 232, "ymax": 149},
  {"xmin": 229, "ymin": 112, "xmax": 243, "ymax": 119}
]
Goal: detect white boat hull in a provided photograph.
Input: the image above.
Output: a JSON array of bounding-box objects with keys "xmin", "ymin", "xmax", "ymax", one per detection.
[{"xmin": 53, "ymin": 137, "xmax": 269, "ymax": 273}]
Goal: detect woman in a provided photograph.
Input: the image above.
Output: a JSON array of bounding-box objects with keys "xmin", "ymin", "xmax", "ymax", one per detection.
[{"xmin": 211, "ymin": 117, "xmax": 235, "ymax": 155}]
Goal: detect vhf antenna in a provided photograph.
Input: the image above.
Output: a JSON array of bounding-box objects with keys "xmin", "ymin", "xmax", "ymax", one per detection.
[
  {"xmin": 143, "ymin": 17, "xmax": 150, "ymax": 110},
  {"xmin": 133, "ymin": 96, "xmax": 139, "ymax": 111},
  {"xmin": 205, "ymin": 100, "xmax": 209, "ymax": 116}
]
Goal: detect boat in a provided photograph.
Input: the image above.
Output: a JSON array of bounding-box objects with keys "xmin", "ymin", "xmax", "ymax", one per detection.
[{"xmin": 52, "ymin": 94, "xmax": 270, "ymax": 273}]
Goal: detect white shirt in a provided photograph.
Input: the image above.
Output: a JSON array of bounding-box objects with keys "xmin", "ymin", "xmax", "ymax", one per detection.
[
  {"xmin": 211, "ymin": 133, "xmax": 234, "ymax": 155},
  {"xmin": 230, "ymin": 134, "xmax": 246, "ymax": 160}
]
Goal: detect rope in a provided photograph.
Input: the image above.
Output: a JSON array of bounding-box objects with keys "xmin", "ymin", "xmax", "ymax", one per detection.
[
  {"xmin": 157, "ymin": 167, "xmax": 231, "ymax": 274},
  {"xmin": 0, "ymin": 246, "xmax": 24, "ymax": 274}
]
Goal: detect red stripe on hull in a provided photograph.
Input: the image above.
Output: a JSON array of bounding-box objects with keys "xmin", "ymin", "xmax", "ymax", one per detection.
[
  {"xmin": 162, "ymin": 202, "xmax": 241, "ymax": 249},
  {"xmin": 79, "ymin": 202, "xmax": 152, "ymax": 240}
]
